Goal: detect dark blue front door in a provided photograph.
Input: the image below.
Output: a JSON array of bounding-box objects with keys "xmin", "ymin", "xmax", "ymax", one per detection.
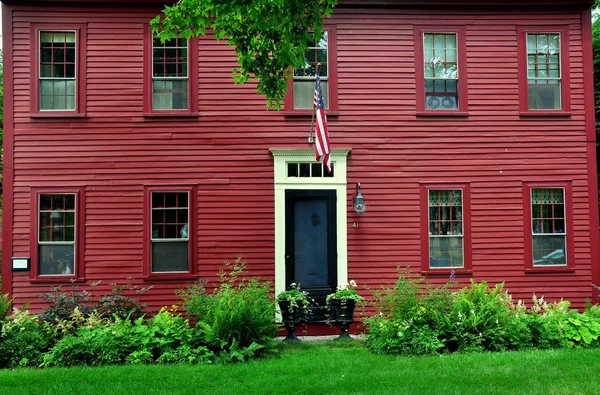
[{"xmin": 285, "ymin": 190, "xmax": 337, "ymax": 321}]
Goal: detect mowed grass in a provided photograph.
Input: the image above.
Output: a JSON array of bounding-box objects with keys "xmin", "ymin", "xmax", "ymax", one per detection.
[{"xmin": 1, "ymin": 342, "xmax": 600, "ymax": 394}]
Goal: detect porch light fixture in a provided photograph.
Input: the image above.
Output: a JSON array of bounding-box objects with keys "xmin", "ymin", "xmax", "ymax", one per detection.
[{"xmin": 352, "ymin": 182, "xmax": 368, "ymax": 215}]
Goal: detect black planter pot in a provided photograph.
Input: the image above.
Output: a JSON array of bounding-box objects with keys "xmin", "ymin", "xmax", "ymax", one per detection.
[
  {"xmin": 329, "ymin": 298, "xmax": 357, "ymax": 340},
  {"xmin": 278, "ymin": 300, "xmax": 305, "ymax": 343}
]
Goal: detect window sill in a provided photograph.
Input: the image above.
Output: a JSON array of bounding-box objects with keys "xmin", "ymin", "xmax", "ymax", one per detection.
[
  {"xmin": 143, "ymin": 112, "xmax": 199, "ymax": 118},
  {"xmin": 142, "ymin": 273, "xmax": 198, "ymax": 281},
  {"xmin": 519, "ymin": 111, "xmax": 571, "ymax": 117},
  {"xmin": 283, "ymin": 110, "xmax": 339, "ymax": 117},
  {"xmin": 525, "ymin": 266, "xmax": 575, "ymax": 274},
  {"xmin": 30, "ymin": 112, "xmax": 87, "ymax": 119},
  {"xmin": 29, "ymin": 276, "xmax": 85, "ymax": 283},
  {"xmin": 416, "ymin": 111, "xmax": 469, "ymax": 117},
  {"xmin": 422, "ymin": 269, "xmax": 472, "ymax": 277}
]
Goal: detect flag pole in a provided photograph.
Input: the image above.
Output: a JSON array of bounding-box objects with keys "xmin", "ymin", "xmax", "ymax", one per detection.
[{"xmin": 309, "ymin": 63, "xmax": 320, "ymax": 144}]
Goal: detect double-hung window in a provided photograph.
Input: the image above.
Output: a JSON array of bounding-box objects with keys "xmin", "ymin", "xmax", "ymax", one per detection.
[
  {"xmin": 420, "ymin": 184, "xmax": 472, "ymax": 272},
  {"xmin": 527, "ymin": 34, "xmax": 561, "ymax": 110},
  {"xmin": 414, "ymin": 26, "xmax": 467, "ymax": 114},
  {"xmin": 30, "ymin": 188, "xmax": 85, "ymax": 281},
  {"xmin": 152, "ymin": 37, "xmax": 189, "ymax": 110},
  {"xmin": 284, "ymin": 26, "xmax": 338, "ymax": 113},
  {"xmin": 524, "ymin": 183, "xmax": 574, "ymax": 270},
  {"xmin": 39, "ymin": 32, "xmax": 76, "ymax": 111},
  {"xmin": 38, "ymin": 194, "xmax": 76, "ymax": 275},
  {"xmin": 143, "ymin": 187, "xmax": 197, "ymax": 278},
  {"xmin": 293, "ymin": 32, "xmax": 329, "ymax": 109},
  {"xmin": 143, "ymin": 26, "xmax": 198, "ymax": 115},
  {"xmin": 518, "ymin": 26, "xmax": 570, "ymax": 114},
  {"xmin": 31, "ymin": 24, "xmax": 87, "ymax": 115}
]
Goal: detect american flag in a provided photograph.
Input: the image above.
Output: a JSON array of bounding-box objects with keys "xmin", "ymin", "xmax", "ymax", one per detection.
[{"xmin": 313, "ymin": 74, "xmax": 331, "ymax": 173}]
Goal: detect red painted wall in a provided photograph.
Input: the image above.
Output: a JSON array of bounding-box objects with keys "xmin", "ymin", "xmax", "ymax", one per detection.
[{"xmin": 2, "ymin": 1, "xmax": 599, "ymax": 312}]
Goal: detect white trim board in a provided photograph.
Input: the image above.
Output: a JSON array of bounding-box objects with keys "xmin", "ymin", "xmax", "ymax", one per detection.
[{"xmin": 270, "ymin": 148, "xmax": 351, "ymax": 298}]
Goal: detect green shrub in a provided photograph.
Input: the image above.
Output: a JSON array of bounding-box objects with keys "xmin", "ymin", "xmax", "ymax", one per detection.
[
  {"xmin": 524, "ymin": 296, "xmax": 570, "ymax": 349},
  {"xmin": 42, "ymin": 319, "xmax": 134, "ymax": 367},
  {"xmin": 365, "ymin": 272, "xmax": 451, "ymax": 356},
  {"xmin": 437, "ymin": 280, "xmax": 532, "ymax": 353},
  {"xmin": 42, "ymin": 308, "xmax": 209, "ymax": 367},
  {"xmin": 0, "ymin": 308, "xmax": 54, "ymax": 368},
  {"xmin": 0, "ymin": 293, "xmax": 13, "ymax": 327},
  {"xmin": 179, "ymin": 258, "xmax": 278, "ymax": 356},
  {"xmin": 366, "ymin": 274, "xmax": 533, "ymax": 355}
]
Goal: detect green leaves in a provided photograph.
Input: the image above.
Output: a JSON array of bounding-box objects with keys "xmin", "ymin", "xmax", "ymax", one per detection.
[{"xmin": 150, "ymin": 0, "xmax": 338, "ymax": 109}]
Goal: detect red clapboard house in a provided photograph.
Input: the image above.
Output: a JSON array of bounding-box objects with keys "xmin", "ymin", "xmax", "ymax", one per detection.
[{"xmin": 2, "ymin": 0, "xmax": 599, "ymax": 321}]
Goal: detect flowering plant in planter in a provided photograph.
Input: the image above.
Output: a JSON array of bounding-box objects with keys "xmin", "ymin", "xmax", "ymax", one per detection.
[
  {"xmin": 326, "ymin": 280, "xmax": 365, "ymax": 305},
  {"xmin": 276, "ymin": 283, "xmax": 313, "ymax": 315},
  {"xmin": 326, "ymin": 280, "xmax": 364, "ymax": 340},
  {"xmin": 276, "ymin": 283, "xmax": 313, "ymax": 342}
]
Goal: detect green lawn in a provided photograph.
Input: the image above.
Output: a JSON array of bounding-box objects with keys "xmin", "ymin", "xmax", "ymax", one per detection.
[{"xmin": 1, "ymin": 342, "xmax": 599, "ymax": 394}]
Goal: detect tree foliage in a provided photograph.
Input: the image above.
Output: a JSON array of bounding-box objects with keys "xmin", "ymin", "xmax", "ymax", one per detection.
[{"xmin": 150, "ymin": 0, "xmax": 338, "ymax": 109}]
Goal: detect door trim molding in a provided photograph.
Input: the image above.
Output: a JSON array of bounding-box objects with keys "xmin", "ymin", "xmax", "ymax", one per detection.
[{"xmin": 270, "ymin": 149, "xmax": 350, "ymax": 298}]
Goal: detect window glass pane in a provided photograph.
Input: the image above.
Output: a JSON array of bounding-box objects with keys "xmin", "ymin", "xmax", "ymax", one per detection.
[
  {"xmin": 434, "ymin": 34, "xmax": 445, "ymax": 50},
  {"xmin": 39, "ymin": 244, "xmax": 75, "ymax": 275},
  {"xmin": 537, "ymin": 34, "xmax": 547, "ymax": 50},
  {"xmin": 532, "ymin": 235, "xmax": 566, "ymax": 266},
  {"xmin": 446, "ymin": 34, "xmax": 457, "ymax": 49},
  {"xmin": 299, "ymin": 163, "xmax": 311, "ymax": 177},
  {"xmin": 429, "ymin": 236, "xmax": 464, "ymax": 268},
  {"xmin": 528, "ymin": 81, "xmax": 561, "ymax": 110},
  {"xmin": 40, "ymin": 79, "xmax": 76, "ymax": 111},
  {"xmin": 152, "ymin": 241, "xmax": 189, "ymax": 272},
  {"xmin": 293, "ymin": 80, "xmax": 328, "ymax": 109},
  {"xmin": 446, "ymin": 49, "xmax": 457, "ymax": 63},
  {"xmin": 527, "ymin": 34, "xmax": 536, "ymax": 54},
  {"xmin": 288, "ymin": 163, "xmax": 299, "ymax": 177},
  {"xmin": 153, "ymin": 79, "xmax": 188, "ymax": 110},
  {"xmin": 311, "ymin": 163, "xmax": 323, "ymax": 177}
]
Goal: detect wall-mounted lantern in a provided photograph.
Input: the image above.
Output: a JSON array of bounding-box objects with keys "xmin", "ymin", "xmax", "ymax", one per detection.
[{"xmin": 352, "ymin": 182, "xmax": 368, "ymax": 215}]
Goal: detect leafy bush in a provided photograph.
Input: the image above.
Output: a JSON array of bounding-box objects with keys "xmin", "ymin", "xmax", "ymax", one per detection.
[
  {"xmin": 365, "ymin": 272, "xmax": 451, "ymax": 355},
  {"xmin": 42, "ymin": 307, "xmax": 211, "ymax": 367},
  {"xmin": 179, "ymin": 258, "xmax": 278, "ymax": 356},
  {"xmin": 38, "ymin": 284, "xmax": 92, "ymax": 324},
  {"xmin": 0, "ymin": 308, "xmax": 54, "ymax": 368},
  {"xmin": 0, "ymin": 293, "xmax": 13, "ymax": 329},
  {"xmin": 95, "ymin": 283, "xmax": 149, "ymax": 320},
  {"xmin": 42, "ymin": 318, "xmax": 135, "ymax": 367},
  {"xmin": 437, "ymin": 280, "xmax": 532, "ymax": 353},
  {"xmin": 366, "ymin": 274, "xmax": 533, "ymax": 355}
]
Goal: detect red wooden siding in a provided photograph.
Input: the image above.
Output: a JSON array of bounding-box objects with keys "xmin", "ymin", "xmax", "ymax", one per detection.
[{"xmin": 2, "ymin": 2, "xmax": 598, "ymax": 312}]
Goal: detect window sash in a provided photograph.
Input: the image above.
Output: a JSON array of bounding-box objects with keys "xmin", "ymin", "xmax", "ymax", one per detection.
[
  {"xmin": 38, "ymin": 194, "xmax": 76, "ymax": 243},
  {"xmin": 152, "ymin": 37, "xmax": 189, "ymax": 80},
  {"xmin": 150, "ymin": 191, "xmax": 190, "ymax": 272},
  {"xmin": 526, "ymin": 33, "xmax": 561, "ymax": 80}
]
